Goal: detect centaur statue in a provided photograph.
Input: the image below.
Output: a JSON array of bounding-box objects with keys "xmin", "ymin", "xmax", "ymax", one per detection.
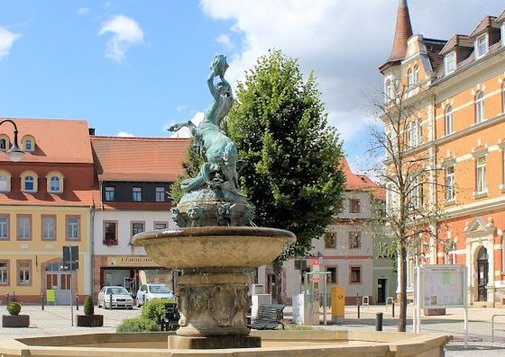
[{"xmin": 168, "ymin": 54, "xmax": 242, "ymax": 193}]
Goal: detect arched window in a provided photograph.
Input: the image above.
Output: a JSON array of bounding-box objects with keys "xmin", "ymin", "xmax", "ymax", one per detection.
[
  {"xmin": 24, "ymin": 176, "xmax": 34, "ymax": 192},
  {"xmin": 46, "ymin": 171, "xmax": 64, "ymax": 193},
  {"xmin": 445, "ymin": 105, "xmax": 453, "ymax": 135},
  {"xmin": 385, "ymin": 79, "xmax": 393, "ymax": 100},
  {"xmin": 475, "ymin": 90, "xmax": 484, "ymax": 124},
  {"xmin": 21, "ymin": 171, "xmax": 38, "ymax": 193},
  {"xmin": 407, "ymin": 68, "xmax": 413, "ymax": 87},
  {"xmin": 0, "ymin": 138, "xmax": 6, "ymax": 151},
  {"xmin": 22, "ymin": 135, "xmax": 36, "ymax": 152},
  {"xmin": 412, "ymin": 65, "xmax": 419, "ymax": 85},
  {"xmin": 0, "ymin": 170, "xmax": 11, "ymax": 192},
  {"xmin": 50, "ymin": 177, "xmax": 60, "ymax": 192}
]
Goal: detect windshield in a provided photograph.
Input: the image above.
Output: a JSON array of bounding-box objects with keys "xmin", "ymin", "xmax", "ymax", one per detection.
[
  {"xmin": 150, "ymin": 285, "xmax": 171, "ymax": 293},
  {"xmin": 109, "ymin": 287, "xmax": 129, "ymax": 295}
]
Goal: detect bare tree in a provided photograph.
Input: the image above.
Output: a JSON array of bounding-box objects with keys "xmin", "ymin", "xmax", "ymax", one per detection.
[{"xmin": 366, "ymin": 82, "xmax": 445, "ymax": 332}]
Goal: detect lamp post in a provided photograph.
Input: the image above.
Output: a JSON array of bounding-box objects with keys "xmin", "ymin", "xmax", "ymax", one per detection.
[{"xmin": 0, "ymin": 119, "xmax": 24, "ymax": 162}]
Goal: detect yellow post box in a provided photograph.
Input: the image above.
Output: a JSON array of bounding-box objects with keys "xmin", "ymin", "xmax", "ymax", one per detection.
[{"xmin": 331, "ymin": 286, "xmax": 345, "ymax": 323}]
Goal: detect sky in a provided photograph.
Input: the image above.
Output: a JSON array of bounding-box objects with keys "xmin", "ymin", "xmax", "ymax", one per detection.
[{"xmin": 0, "ymin": 0, "xmax": 503, "ymax": 173}]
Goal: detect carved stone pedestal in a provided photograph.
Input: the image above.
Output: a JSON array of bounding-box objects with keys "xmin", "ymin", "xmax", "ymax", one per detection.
[{"xmin": 176, "ymin": 268, "xmax": 251, "ymax": 337}]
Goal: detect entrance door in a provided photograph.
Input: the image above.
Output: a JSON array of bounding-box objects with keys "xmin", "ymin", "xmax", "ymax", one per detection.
[
  {"xmin": 45, "ymin": 263, "xmax": 72, "ymax": 304},
  {"xmin": 377, "ymin": 278, "xmax": 387, "ymax": 304},
  {"xmin": 477, "ymin": 247, "xmax": 488, "ymax": 302}
]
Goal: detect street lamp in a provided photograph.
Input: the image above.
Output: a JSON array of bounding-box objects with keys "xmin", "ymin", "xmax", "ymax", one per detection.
[{"xmin": 0, "ymin": 119, "xmax": 24, "ymax": 162}]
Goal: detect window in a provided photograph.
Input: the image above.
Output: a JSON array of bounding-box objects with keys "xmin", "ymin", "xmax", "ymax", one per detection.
[
  {"xmin": 475, "ymin": 90, "xmax": 484, "ymax": 124},
  {"xmin": 105, "ymin": 186, "xmax": 115, "ymax": 201},
  {"xmin": 103, "ymin": 221, "xmax": 118, "ymax": 246},
  {"xmin": 348, "ymin": 232, "xmax": 361, "ymax": 249},
  {"xmin": 444, "ymin": 51, "xmax": 456, "ymax": 75},
  {"xmin": 49, "ymin": 176, "xmax": 60, "ymax": 192},
  {"xmin": 17, "ymin": 260, "xmax": 31, "ymax": 285},
  {"xmin": 131, "ymin": 222, "xmax": 145, "ymax": 236},
  {"xmin": 407, "ymin": 66, "xmax": 419, "ymax": 87},
  {"xmin": 349, "ymin": 199, "xmax": 360, "ymax": 213},
  {"xmin": 0, "ymin": 215, "xmax": 8, "ymax": 240},
  {"xmin": 476, "ymin": 156, "xmax": 487, "ymax": 194},
  {"xmin": 445, "ymin": 105, "xmax": 453, "ymax": 135},
  {"xmin": 0, "ymin": 175, "xmax": 8, "ymax": 192},
  {"xmin": 502, "ymin": 23, "xmax": 505, "ymax": 46},
  {"xmin": 0, "ymin": 138, "xmax": 5, "ymax": 150},
  {"xmin": 445, "ymin": 166, "xmax": 455, "ymax": 201},
  {"xmin": 0, "ymin": 261, "xmax": 8, "ymax": 285},
  {"xmin": 23, "ymin": 138, "xmax": 34, "ymax": 152},
  {"xmin": 324, "ymin": 231, "xmax": 336, "ymax": 249},
  {"xmin": 154, "ymin": 222, "xmax": 168, "ymax": 230},
  {"xmin": 132, "ymin": 187, "xmax": 142, "ymax": 202},
  {"xmin": 24, "ymin": 176, "xmax": 35, "ymax": 192},
  {"xmin": 385, "ymin": 79, "xmax": 393, "ymax": 100},
  {"xmin": 475, "ymin": 33, "xmax": 488, "ymax": 58},
  {"xmin": 66, "ymin": 216, "xmax": 80, "ymax": 240},
  {"xmin": 502, "ymin": 84, "xmax": 505, "ymax": 114},
  {"xmin": 41, "ymin": 215, "xmax": 56, "ymax": 240},
  {"xmin": 155, "ymin": 187, "xmax": 165, "ymax": 202},
  {"xmin": 409, "ymin": 174, "xmax": 424, "ymax": 209},
  {"xmin": 350, "ymin": 266, "xmax": 361, "ymax": 284},
  {"xmin": 17, "ymin": 215, "xmax": 31, "ymax": 241},
  {"xmin": 326, "ymin": 266, "xmax": 337, "ymax": 284}
]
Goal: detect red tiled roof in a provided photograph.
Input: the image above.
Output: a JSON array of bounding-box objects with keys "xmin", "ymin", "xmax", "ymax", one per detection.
[
  {"xmin": 340, "ymin": 157, "xmax": 385, "ymax": 200},
  {"xmin": 91, "ymin": 136, "xmax": 190, "ymax": 182},
  {"xmin": 0, "ymin": 189, "xmax": 99, "ymax": 207},
  {"xmin": 0, "ymin": 118, "xmax": 93, "ymax": 164},
  {"xmin": 440, "ymin": 34, "xmax": 473, "ymax": 55},
  {"xmin": 497, "ymin": 9, "xmax": 505, "ymax": 23}
]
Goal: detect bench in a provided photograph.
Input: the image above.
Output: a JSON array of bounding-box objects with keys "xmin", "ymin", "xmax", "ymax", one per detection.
[
  {"xmin": 247, "ymin": 303, "xmax": 285, "ymax": 330},
  {"xmin": 160, "ymin": 303, "xmax": 180, "ymax": 331}
]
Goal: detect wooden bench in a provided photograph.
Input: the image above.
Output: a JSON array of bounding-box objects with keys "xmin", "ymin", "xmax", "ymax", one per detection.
[
  {"xmin": 160, "ymin": 303, "xmax": 180, "ymax": 331},
  {"xmin": 247, "ymin": 303, "xmax": 285, "ymax": 330}
]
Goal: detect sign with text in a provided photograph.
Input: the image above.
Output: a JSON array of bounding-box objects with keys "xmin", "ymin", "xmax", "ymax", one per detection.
[{"xmin": 417, "ymin": 264, "xmax": 466, "ymax": 308}]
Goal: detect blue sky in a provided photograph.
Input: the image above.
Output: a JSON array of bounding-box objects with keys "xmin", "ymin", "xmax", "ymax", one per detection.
[{"xmin": 0, "ymin": 1, "xmax": 504, "ymax": 173}]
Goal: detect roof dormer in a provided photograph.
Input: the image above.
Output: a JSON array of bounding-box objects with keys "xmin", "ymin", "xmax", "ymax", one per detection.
[
  {"xmin": 21, "ymin": 135, "xmax": 36, "ymax": 153},
  {"xmin": 440, "ymin": 35, "xmax": 473, "ymax": 75},
  {"xmin": 469, "ymin": 16, "xmax": 500, "ymax": 59}
]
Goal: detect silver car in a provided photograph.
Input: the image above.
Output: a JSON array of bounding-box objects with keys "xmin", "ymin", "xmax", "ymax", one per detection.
[
  {"xmin": 97, "ymin": 286, "xmax": 134, "ymax": 309},
  {"xmin": 136, "ymin": 283, "xmax": 174, "ymax": 307}
]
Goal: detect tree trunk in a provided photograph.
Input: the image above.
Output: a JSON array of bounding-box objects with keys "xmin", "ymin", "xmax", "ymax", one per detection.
[
  {"xmin": 398, "ymin": 245, "xmax": 408, "ymax": 332},
  {"xmin": 272, "ymin": 257, "xmax": 284, "ymax": 304}
]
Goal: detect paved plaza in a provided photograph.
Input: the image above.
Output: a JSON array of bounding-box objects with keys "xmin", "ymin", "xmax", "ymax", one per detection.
[{"xmin": 1, "ymin": 303, "xmax": 505, "ymax": 356}]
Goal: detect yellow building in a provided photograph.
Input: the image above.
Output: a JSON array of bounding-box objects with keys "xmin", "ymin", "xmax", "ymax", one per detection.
[
  {"xmin": 380, "ymin": 1, "xmax": 505, "ymax": 305},
  {"xmin": 0, "ymin": 119, "xmax": 97, "ymax": 304}
]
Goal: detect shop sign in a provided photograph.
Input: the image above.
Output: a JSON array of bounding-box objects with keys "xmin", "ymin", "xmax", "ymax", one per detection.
[{"xmin": 107, "ymin": 256, "xmax": 158, "ymax": 267}]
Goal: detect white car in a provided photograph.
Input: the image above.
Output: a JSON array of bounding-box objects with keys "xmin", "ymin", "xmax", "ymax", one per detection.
[
  {"xmin": 136, "ymin": 283, "xmax": 174, "ymax": 307},
  {"xmin": 97, "ymin": 286, "xmax": 134, "ymax": 309}
]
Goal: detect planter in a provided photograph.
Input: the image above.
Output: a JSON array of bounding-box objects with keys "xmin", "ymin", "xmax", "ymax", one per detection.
[
  {"xmin": 423, "ymin": 308, "xmax": 446, "ymax": 316},
  {"xmin": 2, "ymin": 314, "xmax": 30, "ymax": 327},
  {"xmin": 76, "ymin": 314, "xmax": 104, "ymax": 327}
]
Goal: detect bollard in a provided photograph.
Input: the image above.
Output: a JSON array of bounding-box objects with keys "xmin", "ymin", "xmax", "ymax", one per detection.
[
  {"xmin": 76, "ymin": 295, "xmax": 79, "ymax": 311},
  {"xmin": 376, "ymin": 312, "xmax": 383, "ymax": 331},
  {"xmin": 110, "ymin": 293, "xmax": 113, "ymax": 310},
  {"xmin": 357, "ymin": 303, "xmax": 360, "ymax": 319},
  {"xmin": 392, "ymin": 302, "xmax": 395, "ymax": 318},
  {"xmin": 6, "ymin": 293, "xmax": 9, "ymax": 303},
  {"xmin": 41, "ymin": 293, "xmax": 45, "ymax": 310}
]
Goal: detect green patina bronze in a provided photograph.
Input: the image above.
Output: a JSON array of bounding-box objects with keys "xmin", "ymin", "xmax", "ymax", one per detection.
[{"xmin": 167, "ymin": 54, "xmax": 255, "ymax": 228}]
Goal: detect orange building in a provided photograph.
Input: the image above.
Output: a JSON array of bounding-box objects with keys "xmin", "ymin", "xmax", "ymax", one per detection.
[
  {"xmin": 0, "ymin": 119, "xmax": 98, "ymax": 304},
  {"xmin": 380, "ymin": 1, "xmax": 505, "ymax": 305}
]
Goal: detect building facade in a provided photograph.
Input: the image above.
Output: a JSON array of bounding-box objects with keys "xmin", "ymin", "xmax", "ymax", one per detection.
[
  {"xmin": 258, "ymin": 158, "xmax": 395, "ymax": 305},
  {"xmin": 380, "ymin": 1, "xmax": 505, "ymax": 305}
]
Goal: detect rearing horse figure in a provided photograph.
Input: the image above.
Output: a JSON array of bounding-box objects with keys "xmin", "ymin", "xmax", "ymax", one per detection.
[{"xmin": 168, "ymin": 54, "xmax": 240, "ymax": 193}]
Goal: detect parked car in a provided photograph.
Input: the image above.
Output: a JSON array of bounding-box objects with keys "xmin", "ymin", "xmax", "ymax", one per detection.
[
  {"xmin": 136, "ymin": 283, "xmax": 174, "ymax": 307},
  {"xmin": 97, "ymin": 286, "xmax": 134, "ymax": 309}
]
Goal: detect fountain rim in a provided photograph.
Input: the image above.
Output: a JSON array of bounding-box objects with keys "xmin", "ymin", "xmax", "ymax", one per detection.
[{"xmin": 131, "ymin": 226, "xmax": 296, "ymax": 244}]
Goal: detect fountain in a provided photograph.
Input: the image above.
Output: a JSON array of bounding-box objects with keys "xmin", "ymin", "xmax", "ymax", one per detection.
[
  {"xmin": 131, "ymin": 53, "xmax": 296, "ymax": 348},
  {"xmin": 0, "ymin": 54, "xmax": 451, "ymax": 357}
]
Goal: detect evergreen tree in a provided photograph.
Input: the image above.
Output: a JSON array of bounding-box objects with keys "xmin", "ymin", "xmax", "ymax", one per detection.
[{"xmin": 227, "ymin": 49, "xmax": 345, "ymax": 303}]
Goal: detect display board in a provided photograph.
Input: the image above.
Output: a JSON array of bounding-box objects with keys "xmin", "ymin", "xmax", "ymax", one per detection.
[{"xmin": 418, "ymin": 264, "xmax": 466, "ymax": 308}]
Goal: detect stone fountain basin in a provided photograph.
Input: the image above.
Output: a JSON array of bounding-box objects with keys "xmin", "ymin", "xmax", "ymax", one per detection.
[
  {"xmin": 131, "ymin": 226, "xmax": 296, "ymax": 268},
  {"xmin": 0, "ymin": 330, "xmax": 451, "ymax": 357}
]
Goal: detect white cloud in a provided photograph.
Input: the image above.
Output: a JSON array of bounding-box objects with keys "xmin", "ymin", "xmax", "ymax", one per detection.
[
  {"xmin": 200, "ymin": 0, "xmax": 505, "ymax": 171},
  {"xmin": 216, "ymin": 33, "xmax": 233, "ymax": 49},
  {"xmin": 98, "ymin": 15, "xmax": 144, "ymax": 62},
  {"xmin": 0, "ymin": 28, "xmax": 20, "ymax": 60},
  {"xmin": 78, "ymin": 7, "xmax": 90, "ymax": 15},
  {"xmin": 116, "ymin": 131, "xmax": 135, "ymax": 137}
]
